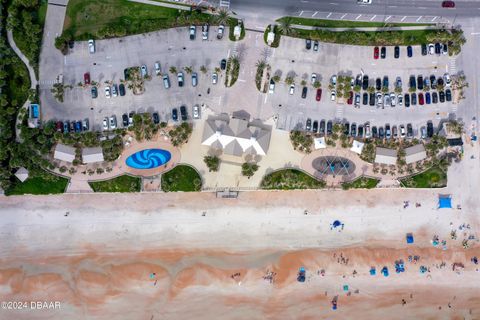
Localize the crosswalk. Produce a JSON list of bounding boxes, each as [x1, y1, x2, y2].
[[219, 0, 230, 9], [39, 80, 58, 85], [335, 104, 344, 121], [448, 57, 457, 75]]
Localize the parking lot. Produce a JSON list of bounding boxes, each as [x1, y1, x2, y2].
[[40, 27, 458, 137]]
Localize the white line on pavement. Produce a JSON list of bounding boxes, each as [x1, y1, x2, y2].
[[356, 14, 362, 20], [329, 2, 338, 5], [341, 13, 347, 19], [385, 16, 391, 22], [299, 11, 304, 16], [327, 12, 332, 18], [416, 16, 422, 22], [401, 16, 406, 22], [471, 32, 480, 35], [312, 11, 318, 17], [264, 94, 268, 104], [418, 7, 426, 9], [388, 5, 397, 8], [370, 15, 376, 21], [64, 56, 67, 65], [432, 16, 437, 21]]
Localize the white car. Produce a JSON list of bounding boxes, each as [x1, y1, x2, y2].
[[376, 92, 383, 106], [109, 116, 117, 130], [365, 123, 371, 138], [105, 86, 111, 98], [269, 80, 275, 93], [350, 78, 355, 90], [141, 65, 148, 78], [202, 24, 209, 40], [444, 73, 451, 87], [112, 84, 118, 97], [102, 117, 108, 130], [330, 90, 336, 101], [400, 125, 406, 138], [398, 94, 403, 107], [357, 0, 372, 3], [88, 39, 95, 54], [428, 43, 435, 55], [289, 84, 295, 95], [212, 73, 218, 84], [154, 61, 161, 75], [193, 104, 200, 119], [331, 75, 337, 86], [390, 93, 396, 107], [217, 25, 225, 40], [311, 73, 317, 85]]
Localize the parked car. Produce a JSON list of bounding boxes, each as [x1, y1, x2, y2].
[[428, 43, 435, 55], [320, 120, 326, 134], [55, 121, 63, 132], [372, 126, 378, 138], [444, 73, 451, 86], [202, 24, 209, 40], [220, 59, 227, 70], [435, 42, 441, 55], [109, 116, 117, 129], [425, 92, 431, 104], [437, 77, 444, 87], [383, 94, 390, 107], [154, 61, 161, 75], [311, 73, 317, 85], [193, 104, 200, 119], [163, 74, 170, 89], [141, 64, 148, 78], [395, 76, 402, 89], [374, 46, 379, 59], [394, 46, 400, 58], [69, 121, 75, 133], [305, 39, 312, 50], [354, 93, 360, 106], [446, 89, 452, 101], [111, 84, 118, 97], [84, 72, 90, 85], [82, 119, 89, 131], [177, 72, 184, 87], [312, 120, 318, 133], [381, 46, 386, 59], [376, 92, 383, 107], [407, 123, 413, 138], [269, 79, 275, 94], [313, 41, 319, 51], [378, 126, 384, 138], [289, 84, 295, 95], [411, 93, 417, 105], [365, 123, 371, 138], [306, 118, 312, 131], [172, 108, 178, 121], [358, 125, 364, 138], [331, 75, 337, 86], [316, 89, 322, 101], [192, 72, 198, 87], [119, 83, 126, 96], [442, 43, 448, 55], [351, 123, 357, 136], [409, 75, 416, 89], [212, 73, 218, 84], [122, 114, 129, 127], [400, 124, 406, 138], [419, 92, 424, 105], [189, 25, 196, 40], [442, 1, 455, 8], [421, 44, 427, 56], [407, 45, 413, 57], [382, 76, 389, 89], [330, 90, 336, 101], [88, 39, 95, 54], [128, 112, 135, 126], [347, 92, 353, 105], [430, 75, 437, 89], [404, 93, 410, 107], [217, 24, 225, 39], [104, 86, 111, 98], [152, 112, 160, 124], [301, 87, 308, 99], [344, 122, 350, 136], [362, 75, 369, 90], [91, 86, 98, 98], [180, 105, 187, 121], [326, 121, 333, 135], [385, 124, 391, 139], [362, 93, 368, 105], [432, 91, 438, 104], [427, 121, 434, 137], [417, 75, 424, 90], [369, 92, 375, 106], [421, 126, 427, 139], [398, 94, 403, 107], [102, 118, 108, 130], [392, 125, 398, 138], [439, 91, 445, 103], [376, 78, 381, 91]]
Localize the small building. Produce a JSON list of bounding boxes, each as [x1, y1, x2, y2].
[[54, 144, 76, 163], [374, 147, 397, 165], [82, 147, 104, 164], [405, 144, 427, 164], [14, 167, 29, 182], [314, 137, 326, 149], [350, 140, 364, 155]]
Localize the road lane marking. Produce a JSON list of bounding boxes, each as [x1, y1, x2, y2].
[[388, 5, 397, 8], [416, 16, 423, 22], [327, 12, 332, 18], [401, 16, 406, 22], [356, 14, 362, 20], [329, 3, 338, 5], [341, 13, 347, 19], [370, 15, 376, 21], [312, 11, 318, 17]]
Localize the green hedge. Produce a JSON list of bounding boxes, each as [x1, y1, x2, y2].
[[89, 175, 141, 192], [6, 174, 68, 196], [261, 169, 325, 190], [161, 165, 202, 192]]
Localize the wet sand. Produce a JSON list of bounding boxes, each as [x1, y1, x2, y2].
[[0, 190, 479, 319]]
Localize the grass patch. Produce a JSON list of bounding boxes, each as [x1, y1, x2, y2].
[[89, 175, 141, 192], [277, 16, 433, 28], [4, 61, 30, 107], [342, 177, 379, 190], [260, 169, 325, 190], [400, 166, 447, 188], [62, 0, 211, 40], [6, 175, 68, 196], [161, 165, 202, 192]]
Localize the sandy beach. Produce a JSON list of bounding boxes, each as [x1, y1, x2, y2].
[[0, 188, 479, 320]]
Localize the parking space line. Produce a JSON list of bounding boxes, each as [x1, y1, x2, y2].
[[385, 16, 391, 22], [431, 16, 437, 22], [329, 2, 338, 5], [327, 12, 332, 18], [388, 5, 397, 8], [401, 16, 407, 22], [356, 14, 362, 20], [299, 11, 304, 16], [341, 13, 347, 19], [416, 16, 423, 22], [370, 15, 376, 21], [312, 11, 318, 17]]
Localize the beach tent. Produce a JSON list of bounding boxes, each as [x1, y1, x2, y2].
[[438, 195, 452, 209], [370, 267, 376, 276], [314, 137, 326, 149], [406, 233, 414, 244], [381, 266, 389, 277], [297, 267, 306, 282]]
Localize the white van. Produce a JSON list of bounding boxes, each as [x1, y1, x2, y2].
[[163, 75, 170, 89]]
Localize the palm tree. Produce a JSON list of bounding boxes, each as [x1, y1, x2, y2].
[[313, 81, 321, 89], [200, 65, 208, 74], [184, 66, 193, 74], [301, 79, 307, 86], [216, 8, 229, 25], [169, 66, 177, 74], [214, 67, 221, 74], [255, 59, 266, 69], [278, 17, 293, 36], [285, 76, 295, 86]]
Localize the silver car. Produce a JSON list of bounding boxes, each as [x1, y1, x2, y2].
[[109, 116, 117, 129], [192, 72, 198, 87], [193, 104, 200, 119]]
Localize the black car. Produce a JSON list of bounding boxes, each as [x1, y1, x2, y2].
[[306, 39, 312, 50], [430, 75, 437, 89], [172, 108, 178, 121], [350, 123, 357, 136], [417, 75, 423, 90], [220, 59, 227, 70], [378, 126, 384, 139], [435, 42, 441, 55], [319, 120, 326, 134], [381, 46, 386, 59], [344, 122, 350, 136], [407, 123, 413, 138], [152, 112, 160, 124], [404, 93, 410, 107], [432, 91, 438, 104], [122, 113, 128, 127], [119, 83, 126, 96], [382, 76, 389, 89], [362, 75, 369, 90], [439, 91, 445, 103], [306, 118, 312, 131], [362, 92, 368, 105], [409, 75, 416, 89], [372, 126, 378, 138], [445, 89, 452, 102], [326, 121, 333, 135], [376, 78, 381, 91], [394, 46, 400, 58], [437, 77, 444, 87], [301, 87, 308, 99], [68, 40, 74, 49], [427, 121, 434, 138], [355, 75, 362, 87], [180, 105, 187, 121], [411, 93, 417, 105], [312, 120, 318, 133], [358, 125, 364, 138], [421, 44, 427, 56], [369, 92, 375, 106], [91, 86, 98, 98], [407, 46, 413, 57]]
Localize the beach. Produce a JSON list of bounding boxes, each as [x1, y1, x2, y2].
[[0, 189, 479, 319]]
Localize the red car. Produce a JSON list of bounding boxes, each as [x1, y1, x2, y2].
[[316, 89, 322, 101], [418, 93, 425, 105], [374, 46, 379, 59], [55, 121, 63, 132], [84, 72, 90, 85], [347, 91, 353, 105], [442, 1, 455, 7]]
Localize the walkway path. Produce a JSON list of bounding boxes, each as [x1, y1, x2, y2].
[[127, 0, 191, 10], [291, 24, 439, 32]]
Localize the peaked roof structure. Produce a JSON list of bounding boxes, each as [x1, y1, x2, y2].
[[405, 144, 427, 164], [14, 167, 29, 182], [202, 114, 272, 156], [82, 147, 104, 164], [54, 144, 76, 163], [375, 147, 397, 165]]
